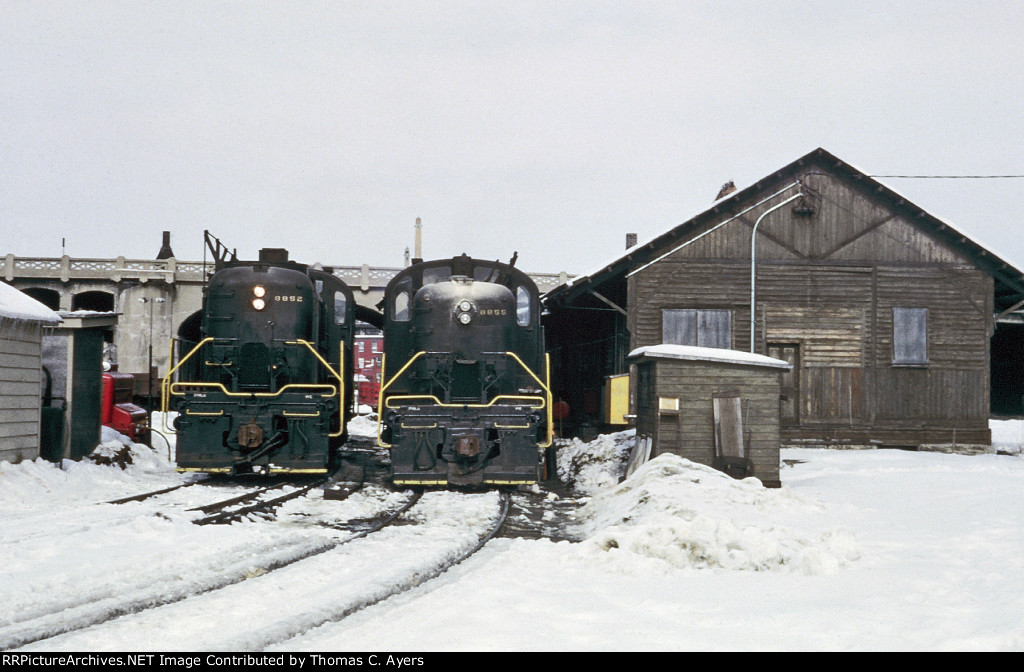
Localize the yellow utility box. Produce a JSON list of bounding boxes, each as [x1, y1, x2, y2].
[[604, 373, 630, 425]]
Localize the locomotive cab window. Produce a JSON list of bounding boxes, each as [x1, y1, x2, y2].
[[333, 293, 346, 325], [516, 286, 531, 326], [422, 267, 452, 285], [474, 265, 498, 282]]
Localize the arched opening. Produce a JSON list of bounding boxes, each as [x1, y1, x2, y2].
[[72, 290, 114, 312], [21, 287, 60, 311]]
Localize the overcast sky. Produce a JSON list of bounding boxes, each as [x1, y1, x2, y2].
[[3, 1, 1023, 274]]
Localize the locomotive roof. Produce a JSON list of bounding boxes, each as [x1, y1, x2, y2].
[[386, 253, 537, 291], [218, 258, 309, 274]]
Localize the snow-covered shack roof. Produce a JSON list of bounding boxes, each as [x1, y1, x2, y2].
[[0, 282, 61, 325], [629, 344, 791, 370]]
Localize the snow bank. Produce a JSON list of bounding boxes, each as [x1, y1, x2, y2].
[[555, 429, 635, 493], [0, 427, 180, 511], [991, 419, 1024, 455], [551, 428, 860, 576], [574, 454, 860, 574]]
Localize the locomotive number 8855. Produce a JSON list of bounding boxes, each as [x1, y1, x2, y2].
[[378, 253, 552, 486]]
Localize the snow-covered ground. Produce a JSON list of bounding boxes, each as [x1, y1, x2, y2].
[[1, 418, 1022, 651]]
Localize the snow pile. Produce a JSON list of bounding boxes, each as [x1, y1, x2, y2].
[[991, 419, 1024, 455], [84, 427, 174, 471], [555, 429, 635, 493], [0, 448, 179, 513], [573, 453, 860, 575], [347, 413, 379, 438], [0, 426, 180, 512]]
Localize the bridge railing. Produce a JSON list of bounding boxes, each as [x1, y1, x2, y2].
[[4, 255, 571, 291]]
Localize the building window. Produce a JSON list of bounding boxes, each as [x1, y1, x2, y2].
[[662, 309, 732, 349], [893, 307, 928, 366]]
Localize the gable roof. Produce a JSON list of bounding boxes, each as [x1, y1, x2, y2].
[[544, 147, 1024, 314]]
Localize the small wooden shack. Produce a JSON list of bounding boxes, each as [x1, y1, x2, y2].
[[629, 344, 789, 487], [0, 282, 62, 463]]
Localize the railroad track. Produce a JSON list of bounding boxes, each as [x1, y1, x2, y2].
[[0, 473, 430, 651], [219, 489, 512, 651], [103, 477, 211, 505], [105, 473, 342, 526], [5, 488, 509, 651]]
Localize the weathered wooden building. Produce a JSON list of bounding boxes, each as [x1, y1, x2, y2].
[[543, 148, 1024, 450], [0, 282, 62, 463]]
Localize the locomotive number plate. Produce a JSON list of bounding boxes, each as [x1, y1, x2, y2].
[[274, 295, 304, 302]]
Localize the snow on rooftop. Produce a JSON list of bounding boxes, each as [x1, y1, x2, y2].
[[0, 282, 61, 325], [629, 343, 791, 369]]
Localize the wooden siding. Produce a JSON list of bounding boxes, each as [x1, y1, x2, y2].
[[627, 169, 993, 448], [634, 359, 781, 487], [0, 322, 44, 462]]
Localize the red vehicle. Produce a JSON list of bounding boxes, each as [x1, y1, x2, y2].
[[101, 372, 149, 442]]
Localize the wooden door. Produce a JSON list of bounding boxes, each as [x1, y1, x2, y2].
[[767, 343, 800, 426]]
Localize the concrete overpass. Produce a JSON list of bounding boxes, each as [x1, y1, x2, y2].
[[3, 253, 570, 381]]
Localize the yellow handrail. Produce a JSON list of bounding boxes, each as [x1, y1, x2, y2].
[[376, 350, 554, 448], [169, 381, 337, 397], [376, 351, 425, 447], [161, 337, 213, 433], [163, 337, 347, 438], [385, 394, 545, 410], [285, 339, 346, 438]]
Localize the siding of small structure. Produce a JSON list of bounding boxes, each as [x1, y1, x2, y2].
[[0, 318, 45, 462], [627, 168, 993, 448], [635, 358, 781, 486]]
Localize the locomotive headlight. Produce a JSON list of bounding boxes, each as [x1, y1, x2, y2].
[[457, 311, 472, 325], [458, 300, 472, 312], [253, 285, 266, 298], [252, 298, 267, 311]]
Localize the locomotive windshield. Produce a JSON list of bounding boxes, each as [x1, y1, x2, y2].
[[422, 267, 452, 284], [333, 293, 346, 325], [516, 286, 531, 326]]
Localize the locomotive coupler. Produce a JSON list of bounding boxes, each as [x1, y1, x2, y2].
[[238, 420, 263, 448], [454, 434, 480, 458]]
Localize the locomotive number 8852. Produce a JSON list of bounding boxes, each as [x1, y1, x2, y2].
[[163, 248, 355, 474]]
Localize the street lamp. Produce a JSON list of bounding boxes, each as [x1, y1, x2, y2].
[[749, 190, 803, 353]]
